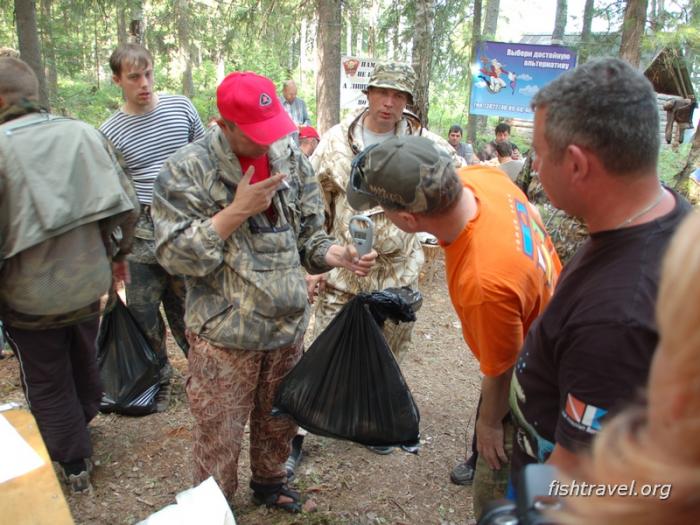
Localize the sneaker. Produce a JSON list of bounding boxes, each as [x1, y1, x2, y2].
[[59, 458, 93, 493], [400, 443, 420, 454], [155, 382, 172, 412], [285, 435, 304, 481], [366, 445, 394, 455], [159, 362, 174, 385], [450, 460, 475, 485]]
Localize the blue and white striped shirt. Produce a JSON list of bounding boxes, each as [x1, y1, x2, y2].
[[100, 94, 205, 205]]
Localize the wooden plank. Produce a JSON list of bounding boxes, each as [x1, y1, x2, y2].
[[0, 410, 74, 525]]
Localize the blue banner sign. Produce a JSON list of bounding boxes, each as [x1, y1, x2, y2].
[[469, 41, 577, 120]]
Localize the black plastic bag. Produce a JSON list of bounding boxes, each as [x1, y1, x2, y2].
[[97, 295, 160, 416], [273, 291, 420, 448]]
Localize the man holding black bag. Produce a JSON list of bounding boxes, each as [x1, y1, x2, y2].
[[0, 58, 139, 493], [346, 135, 561, 518], [152, 71, 376, 513]]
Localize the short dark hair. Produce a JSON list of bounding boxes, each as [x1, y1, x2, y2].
[[531, 58, 659, 174], [495, 122, 511, 134], [109, 43, 153, 76], [494, 141, 513, 158], [478, 143, 497, 161], [448, 124, 463, 135]]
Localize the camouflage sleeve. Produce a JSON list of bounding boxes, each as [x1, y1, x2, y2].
[[187, 98, 206, 141], [296, 153, 335, 275], [152, 154, 226, 277], [100, 137, 140, 261], [309, 132, 344, 234]]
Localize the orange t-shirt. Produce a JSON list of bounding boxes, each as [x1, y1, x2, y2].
[[443, 166, 562, 376]]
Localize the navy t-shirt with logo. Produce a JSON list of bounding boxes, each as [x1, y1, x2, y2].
[[509, 190, 691, 481]]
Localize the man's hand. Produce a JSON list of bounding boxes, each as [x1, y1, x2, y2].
[[476, 368, 514, 470], [305, 273, 327, 303], [324, 244, 377, 276], [212, 166, 286, 239], [112, 260, 130, 291], [230, 166, 286, 218], [476, 417, 508, 470]]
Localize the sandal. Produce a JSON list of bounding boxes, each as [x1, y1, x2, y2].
[[251, 483, 301, 513]]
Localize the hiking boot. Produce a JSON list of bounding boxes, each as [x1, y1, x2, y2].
[[450, 460, 475, 485], [59, 458, 93, 493], [366, 445, 394, 455]]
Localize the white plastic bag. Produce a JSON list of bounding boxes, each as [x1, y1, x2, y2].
[[137, 477, 235, 525]]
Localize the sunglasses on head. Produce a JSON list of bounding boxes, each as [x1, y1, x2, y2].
[[350, 143, 381, 198]]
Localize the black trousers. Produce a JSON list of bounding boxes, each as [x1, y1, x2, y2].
[[5, 317, 102, 463]]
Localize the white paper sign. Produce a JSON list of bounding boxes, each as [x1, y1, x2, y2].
[[340, 56, 376, 110]]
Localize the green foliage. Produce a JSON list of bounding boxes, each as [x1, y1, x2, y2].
[[658, 143, 692, 183], [53, 76, 122, 127]]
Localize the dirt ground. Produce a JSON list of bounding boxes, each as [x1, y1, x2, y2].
[[0, 255, 484, 524]]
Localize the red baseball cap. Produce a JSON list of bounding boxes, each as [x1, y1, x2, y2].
[[216, 72, 296, 145], [299, 126, 320, 140]]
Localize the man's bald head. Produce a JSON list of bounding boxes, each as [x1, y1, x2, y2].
[[0, 57, 39, 106]]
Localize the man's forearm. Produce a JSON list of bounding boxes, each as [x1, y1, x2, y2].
[[480, 367, 514, 425], [212, 206, 248, 239]]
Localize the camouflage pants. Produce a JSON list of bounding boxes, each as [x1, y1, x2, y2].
[[125, 260, 188, 361], [472, 419, 514, 520], [186, 334, 302, 502], [313, 285, 415, 364]]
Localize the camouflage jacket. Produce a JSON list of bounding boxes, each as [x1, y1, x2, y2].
[[152, 128, 335, 351], [0, 102, 139, 329], [310, 109, 463, 294]]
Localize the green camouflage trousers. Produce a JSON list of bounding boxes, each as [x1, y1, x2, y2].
[[125, 257, 189, 361], [313, 285, 415, 363], [472, 419, 514, 520]]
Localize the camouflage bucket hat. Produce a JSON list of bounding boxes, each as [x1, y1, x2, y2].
[[364, 62, 416, 104], [347, 136, 459, 214]]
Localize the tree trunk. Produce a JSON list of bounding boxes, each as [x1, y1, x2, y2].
[[466, 0, 483, 145], [93, 11, 99, 89], [552, 0, 568, 43], [482, 0, 499, 40], [345, 8, 352, 56], [367, 0, 379, 57], [129, 0, 144, 44], [15, 0, 50, 109], [472, 0, 495, 139], [411, 0, 434, 125], [579, 0, 594, 63], [117, 4, 127, 46], [316, 0, 341, 133], [619, 0, 648, 68], [176, 0, 194, 97], [685, 0, 698, 82], [672, 127, 700, 203], [39, 0, 57, 102]]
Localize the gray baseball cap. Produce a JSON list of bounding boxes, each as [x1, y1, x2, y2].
[[347, 136, 459, 213]]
